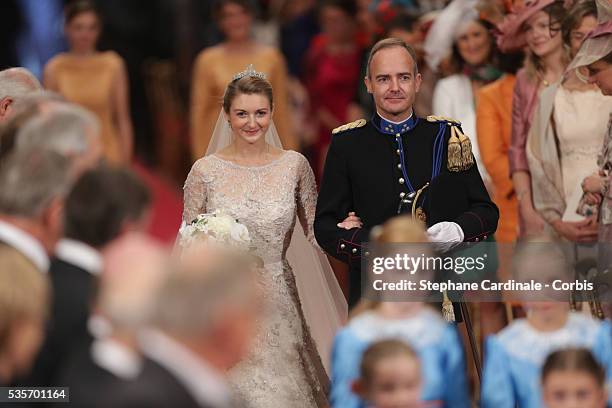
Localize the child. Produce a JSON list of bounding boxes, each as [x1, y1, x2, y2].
[[353, 339, 422, 408], [481, 240, 612, 408], [541, 348, 608, 408], [330, 216, 469, 408]]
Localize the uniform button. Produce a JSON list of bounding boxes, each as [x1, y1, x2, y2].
[[365, 252, 370, 256], [399, 178, 405, 184], [474, 238, 480, 242], [400, 192, 406, 198], [397, 164, 402, 169], [396, 133, 400, 137], [340, 244, 346, 249], [396, 149, 401, 155], [352, 248, 358, 254], [483, 235, 487, 240]]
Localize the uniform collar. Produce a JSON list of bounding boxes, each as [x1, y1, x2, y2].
[[372, 110, 418, 135]]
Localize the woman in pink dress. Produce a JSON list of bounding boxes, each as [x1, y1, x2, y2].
[[496, 0, 569, 238]]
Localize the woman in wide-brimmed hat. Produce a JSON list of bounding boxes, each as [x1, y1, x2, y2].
[[498, 0, 569, 239]]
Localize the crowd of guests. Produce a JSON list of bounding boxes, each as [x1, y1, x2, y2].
[[1, 0, 612, 407], [186, 0, 612, 255], [0, 79, 259, 407]]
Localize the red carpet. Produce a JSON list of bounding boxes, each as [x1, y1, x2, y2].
[[131, 161, 183, 245]]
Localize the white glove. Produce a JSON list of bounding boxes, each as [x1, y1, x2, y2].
[[427, 222, 464, 253]]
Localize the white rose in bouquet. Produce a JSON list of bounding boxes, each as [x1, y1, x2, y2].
[[230, 222, 250, 245], [205, 213, 235, 239], [179, 210, 251, 250]]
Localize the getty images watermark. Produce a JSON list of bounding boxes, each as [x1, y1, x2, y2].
[[361, 242, 608, 303]]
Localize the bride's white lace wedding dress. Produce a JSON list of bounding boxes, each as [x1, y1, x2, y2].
[[183, 150, 327, 407]]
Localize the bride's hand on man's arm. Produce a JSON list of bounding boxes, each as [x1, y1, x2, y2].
[[337, 212, 362, 230]]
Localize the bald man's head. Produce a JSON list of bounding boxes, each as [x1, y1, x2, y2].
[[0, 68, 43, 122]]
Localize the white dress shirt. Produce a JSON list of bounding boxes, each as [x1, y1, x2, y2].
[[0, 220, 49, 272], [91, 337, 142, 380], [55, 238, 103, 275]]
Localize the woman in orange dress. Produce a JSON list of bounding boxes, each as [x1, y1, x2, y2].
[[189, 0, 295, 161], [476, 51, 524, 243], [44, 0, 133, 165]]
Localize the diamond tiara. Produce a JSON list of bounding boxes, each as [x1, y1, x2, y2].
[[232, 64, 267, 81]]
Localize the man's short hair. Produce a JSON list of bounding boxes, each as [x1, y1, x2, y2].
[[366, 38, 420, 78], [64, 165, 151, 248], [15, 103, 100, 158], [0, 92, 65, 161], [0, 68, 42, 100], [9, 91, 65, 114], [0, 148, 73, 217]]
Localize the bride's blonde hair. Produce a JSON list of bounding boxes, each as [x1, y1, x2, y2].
[[350, 216, 428, 319], [222, 76, 274, 114]]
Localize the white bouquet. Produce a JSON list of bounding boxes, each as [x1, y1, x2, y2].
[[178, 210, 251, 250]]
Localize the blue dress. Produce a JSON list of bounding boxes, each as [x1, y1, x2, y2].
[[481, 313, 612, 408], [330, 308, 470, 408]]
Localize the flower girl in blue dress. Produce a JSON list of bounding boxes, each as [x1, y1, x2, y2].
[[481, 241, 612, 408], [329, 217, 470, 408]]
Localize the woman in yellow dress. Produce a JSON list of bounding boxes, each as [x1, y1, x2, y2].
[[44, 0, 133, 165], [190, 0, 296, 161]]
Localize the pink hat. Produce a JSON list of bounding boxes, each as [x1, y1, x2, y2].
[[495, 0, 562, 52], [567, 0, 612, 71]]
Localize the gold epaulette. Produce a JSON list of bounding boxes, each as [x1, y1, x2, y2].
[[426, 115, 461, 125], [332, 119, 367, 135], [427, 116, 473, 172]]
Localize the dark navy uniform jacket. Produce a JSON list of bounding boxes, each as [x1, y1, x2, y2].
[[314, 112, 499, 306]]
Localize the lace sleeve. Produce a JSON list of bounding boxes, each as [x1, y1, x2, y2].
[[295, 154, 320, 248], [182, 159, 208, 225]]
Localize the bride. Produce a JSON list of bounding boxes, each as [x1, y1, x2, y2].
[[182, 66, 347, 407]]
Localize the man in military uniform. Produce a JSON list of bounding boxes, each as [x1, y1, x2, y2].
[[314, 38, 499, 307]]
